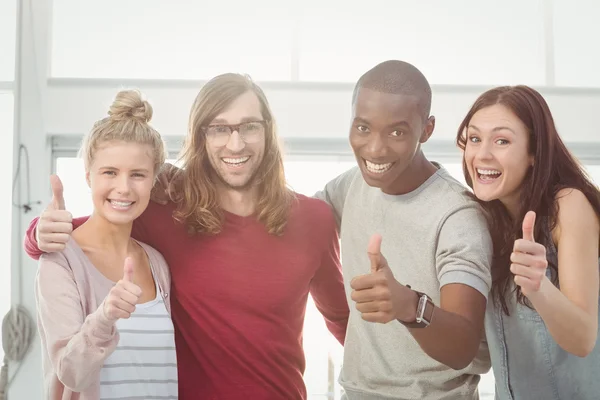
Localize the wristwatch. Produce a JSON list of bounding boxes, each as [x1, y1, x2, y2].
[[400, 286, 435, 328]]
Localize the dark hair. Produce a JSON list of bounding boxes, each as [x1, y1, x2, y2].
[[353, 60, 432, 119], [456, 85, 600, 315]]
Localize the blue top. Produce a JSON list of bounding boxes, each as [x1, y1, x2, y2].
[[485, 224, 600, 400]]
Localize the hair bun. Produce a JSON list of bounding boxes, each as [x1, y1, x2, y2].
[[108, 89, 153, 123]]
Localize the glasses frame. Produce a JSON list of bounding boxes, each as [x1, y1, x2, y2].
[[201, 120, 269, 144]]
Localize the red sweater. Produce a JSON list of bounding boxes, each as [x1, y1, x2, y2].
[[25, 194, 349, 400]]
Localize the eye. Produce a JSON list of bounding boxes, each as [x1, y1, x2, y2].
[[209, 125, 229, 133], [132, 173, 146, 178], [468, 135, 480, 143], [390, 130, 405, 137], [356, 125, 369, 133], [496, 138, 510, 145], [103, 170, 116, 176], [244, 122, 261, 131]]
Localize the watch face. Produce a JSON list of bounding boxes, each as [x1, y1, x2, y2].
[[416, 295, 430, 325]]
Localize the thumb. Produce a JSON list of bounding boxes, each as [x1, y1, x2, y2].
[[522, 211, 536, 242], [367, 233, 383, 273], [123, 257, 134, 283], [50, 174, 65, 210]]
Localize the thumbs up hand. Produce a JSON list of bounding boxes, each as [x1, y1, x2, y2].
[[510, 211, 549, 297], [36, 175, 74, 252], [103, 257, 143, 322], [350, 234, 418, 324]]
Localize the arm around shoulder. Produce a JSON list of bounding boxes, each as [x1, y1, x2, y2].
[[313, 167, 358, 228], [36, 254, 119, 391], [309, 203, 349, 345]]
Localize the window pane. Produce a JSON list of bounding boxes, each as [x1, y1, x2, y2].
[[554, 0, 600, 87], [0, 0, 17, 80], [51, 1, 293, 80], [0, 92, 14, 362], [298, 0, 546, 85]]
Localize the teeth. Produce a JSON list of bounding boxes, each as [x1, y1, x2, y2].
[[365, 160, 393, 173], [110, 200, 133, 207], [477, 168, 501, 176], [222, 156, 250, 165]]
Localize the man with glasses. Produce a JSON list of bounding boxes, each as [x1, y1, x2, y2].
[[24, 73, 349, 399]]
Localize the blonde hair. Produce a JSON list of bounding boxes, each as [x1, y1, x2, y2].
[[174, 73, 295, 236], [80, 89, 166, 174]]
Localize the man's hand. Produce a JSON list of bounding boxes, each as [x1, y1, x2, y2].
[[350, 234, 418, 324], [36, 175, 73, 252], [103, 257, 142, 321], [150, 163, 182, 205]]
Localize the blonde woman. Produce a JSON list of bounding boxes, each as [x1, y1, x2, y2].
[[35, 90, 177, 399]]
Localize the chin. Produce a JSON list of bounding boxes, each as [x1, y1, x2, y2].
[[472, 187, 500, 203]]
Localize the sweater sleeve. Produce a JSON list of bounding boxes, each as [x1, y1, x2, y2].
[[36, 254, 119, 392], [23, 216, 89, 260], [308, 204, 349, 345]]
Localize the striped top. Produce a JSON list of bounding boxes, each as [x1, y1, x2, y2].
[[99, 282, 178, 400]]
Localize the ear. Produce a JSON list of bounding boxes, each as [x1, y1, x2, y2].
[[85, 170, 91, 188], [529, 153, 535, 167], [419, 116, 435, 144]]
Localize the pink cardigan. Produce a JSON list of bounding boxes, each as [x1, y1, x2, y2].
[[35, 238, 172, 400]]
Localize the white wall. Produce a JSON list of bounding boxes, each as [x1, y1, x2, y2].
[[7, 1, 600, 399]]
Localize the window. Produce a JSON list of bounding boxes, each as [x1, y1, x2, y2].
[[554, 0, 600, 87], [585, 165, 600, 186], [0, 92, 15, 362], [51, 0, 547, 86], [50, 0, 294, 80], [0, 0, 16, 81], [297, 0, 546, 85]]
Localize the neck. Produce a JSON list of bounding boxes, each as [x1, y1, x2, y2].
[[500, 193, 521, 221], [75, 213, 134, 256], [384, 150, 438, 195], [218, 184, 259, 217]]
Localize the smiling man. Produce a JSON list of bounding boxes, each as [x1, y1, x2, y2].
[[315, 60, 494, 399]]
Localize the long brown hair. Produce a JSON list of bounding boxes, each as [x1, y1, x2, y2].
[[173, 73, 295, 236], [456, 85, 600, 315]]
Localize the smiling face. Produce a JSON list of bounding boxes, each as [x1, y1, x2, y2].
[[205, 90, 265, 190], [349, 87, 434, 194], [86, 140, 155, 226], [464, 104, 534, 211]]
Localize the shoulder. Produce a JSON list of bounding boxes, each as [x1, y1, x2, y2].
[[290, 193, 337, 234], [137, 240, 169, 267], [554, 188, 600, 235], [293, 194, 335, 220], [420, 167, 488, 229]]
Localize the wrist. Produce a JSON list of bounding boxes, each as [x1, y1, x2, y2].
[[526, 275, 552, 305], [396, 286, 419, 323]]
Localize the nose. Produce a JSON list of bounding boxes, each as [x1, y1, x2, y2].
[[364, 134, 388, 159], [225, 130, 246, 153], [115, 174, 132, 195], [474, 141, 494, 161]]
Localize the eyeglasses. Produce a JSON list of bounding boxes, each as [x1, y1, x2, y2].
[[202, 120, 267, 146]]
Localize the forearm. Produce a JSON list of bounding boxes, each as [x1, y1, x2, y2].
[[23, 217, 43, 259], [48, 305, 118, 391], [528, 277, 598, 357], [406, 306, 482, 370]]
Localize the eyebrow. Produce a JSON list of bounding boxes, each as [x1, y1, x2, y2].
[[354, 117, 412, 130], [210, 116, 263, 124], [468, 124, 516, 135], [99, 166, 150, 173]]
